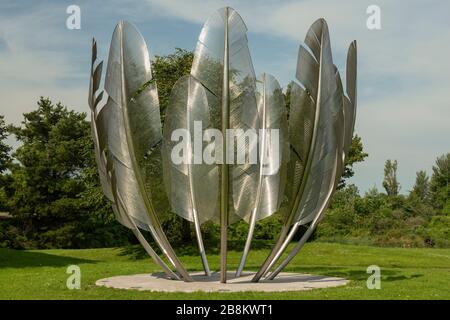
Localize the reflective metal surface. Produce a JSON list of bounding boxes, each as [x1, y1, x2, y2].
[[236, 73, 288, 277], [88, 39, 178, 280], [162, 75, 213, 276], [89, 9, 357, 284], [252, 19, 345, 282], [266, 41, 358, 280], [90, 22, 192, 282], [190, 7, 259, 283]]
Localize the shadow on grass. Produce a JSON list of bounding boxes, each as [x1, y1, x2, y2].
[[262, 265, 423, 282], [119, 240, 275, 260], [118, 244, 215, 260], [0, 248, 97, 268], [116, 243, 423, 284], [118, 245, 149, 260]]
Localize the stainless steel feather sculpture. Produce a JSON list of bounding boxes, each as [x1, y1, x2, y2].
[[89, 21, 192, 282], [235, 73, 289, 277], [162, 74, 215, 276], [89, 8, 357, 283], [188, 7, 262, 283], [252, 19, 356, 282]]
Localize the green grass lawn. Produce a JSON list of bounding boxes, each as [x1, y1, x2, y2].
[[0, 242, 449, 299]]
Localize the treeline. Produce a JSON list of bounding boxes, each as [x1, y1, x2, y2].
[[317, 156, 450, 247], [0, 49, 448, 249]]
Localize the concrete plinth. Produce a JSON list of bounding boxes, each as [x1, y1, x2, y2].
[[96, 271, 348, 292]]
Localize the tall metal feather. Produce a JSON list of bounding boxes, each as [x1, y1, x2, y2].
[[89, 39, 137, 231], [110, 165, 180, 280], [253, 18, 341, 282], [190, 7, 259, 282], [88, 38, 178, 280], [88, 40, 112, 205], [235, 73, 289, 277], [162, 75, 215, 276], [267, 43, 357, 280], [100, 21, 192, 281], [343, 41, 357, 159]]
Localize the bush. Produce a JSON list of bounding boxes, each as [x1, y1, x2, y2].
[[425, 215, 450, 247]]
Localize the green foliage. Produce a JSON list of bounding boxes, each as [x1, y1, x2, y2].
[[410, 170, 430, 202], [0, 115, 12, 211], [383, 159, 400, 196], [0, 48, 447, 251], [1, 244, 450, 299], [1, 98, 130, 249], [284, 82, 293, 117], [0, 115, 11, 174], [152, 48, 194, 118], [339, 135, 368, 188], [430, 153, 450, 210], [316, 153, 449, 248], [228, 214, 283, 243], [317, 161, 448, 248], [424, 215, 450, 247]]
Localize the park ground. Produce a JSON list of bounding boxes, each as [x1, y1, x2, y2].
[[0, 242, 449, 299]]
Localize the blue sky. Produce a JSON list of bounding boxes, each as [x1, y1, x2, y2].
[[0, 0, 449, 194]]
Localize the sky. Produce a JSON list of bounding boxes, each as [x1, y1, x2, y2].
[[0, 0, 449, 194]]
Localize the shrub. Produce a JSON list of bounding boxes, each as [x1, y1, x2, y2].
[[425, 215, 450, 247]]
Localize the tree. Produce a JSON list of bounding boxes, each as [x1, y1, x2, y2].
[[6, 97, 128, 248], [383, 159, 400, 196], [0, 115, 11, 175], [410, 170, 430, 202], [430, 153, 450, 212], [0, 115, 12, 211], [152, 48, 194, 118], [284, 82, 293, 118], [340, 135, 368, 187]]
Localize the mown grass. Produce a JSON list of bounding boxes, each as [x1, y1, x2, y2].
[[0, 242, 449, 299]]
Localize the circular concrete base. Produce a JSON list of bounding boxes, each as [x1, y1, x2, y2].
[[96, 271, 348, 292]]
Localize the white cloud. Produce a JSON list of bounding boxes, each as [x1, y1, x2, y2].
[[0, 3, 89, 124], [0, 0, 448, 193], [141, 0, 450, 192]]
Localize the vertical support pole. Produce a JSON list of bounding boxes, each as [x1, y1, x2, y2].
[[187, 79, 211, 277], [220, 7, 230, 283], [235, 209, 257, 277], [193, 210, 211, 276], [267, 226, 314, 280], [268, 156, 338, 280]]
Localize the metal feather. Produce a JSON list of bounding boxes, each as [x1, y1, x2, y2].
[[89, 10, 357, 284], [343, 41, 357, 159], [110, 165, 180, 280], [190, 7, 259, 282], [235, 73, 289, 277], [253, 18, 342, 282], [88, 38, 179, 280], [89, 39, 132, 229], [267, 43, 357, 280], [162, 75, 215, 275], [99, 21, 192, 281]]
